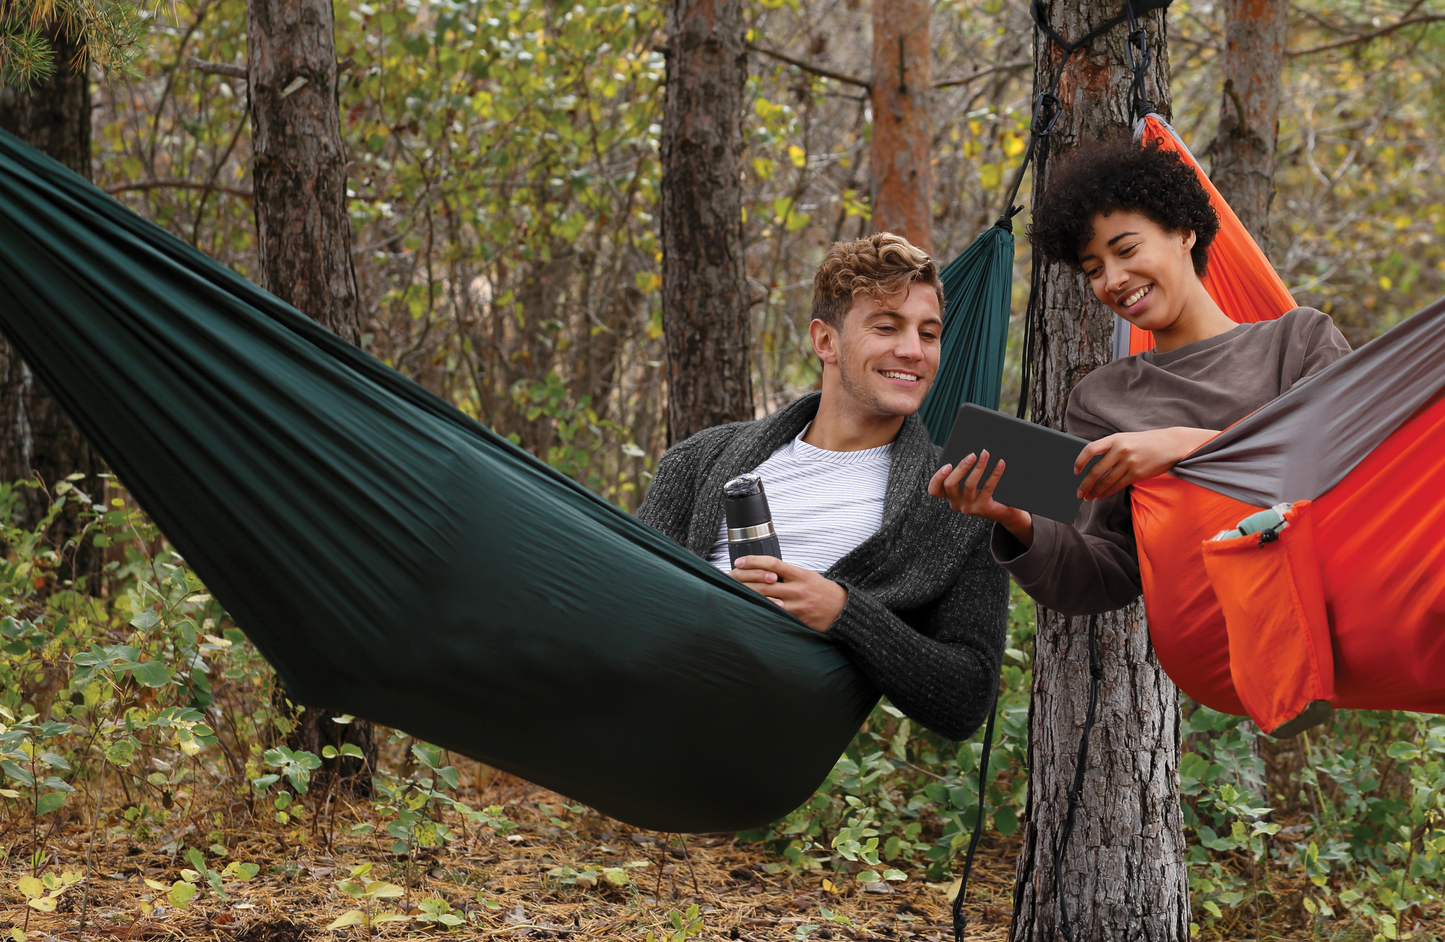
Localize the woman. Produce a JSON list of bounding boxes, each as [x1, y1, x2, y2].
[[930, 136, 1352, 617]]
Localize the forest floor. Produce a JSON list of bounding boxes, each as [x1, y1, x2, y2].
[[0, 760, 1012, 942], [0, 762, 1435, 942]]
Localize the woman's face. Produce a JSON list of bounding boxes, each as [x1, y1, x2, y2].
[[1078, 210, 1199, 330]]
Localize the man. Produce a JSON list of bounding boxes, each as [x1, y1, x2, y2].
[[637, 233, 1007, 740]]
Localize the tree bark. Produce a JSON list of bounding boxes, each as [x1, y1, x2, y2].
[[248, 0, 362, 343], [1209, 0, 1286, 248], [0, 27, 105, 586], [1009, 6, 1189, 940], [869, 0, 932, 254], [660, 0, 754, 445], [248, 0, 374, 789]]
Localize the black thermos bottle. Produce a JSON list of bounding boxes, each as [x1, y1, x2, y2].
[[723, 472, 782, 566]]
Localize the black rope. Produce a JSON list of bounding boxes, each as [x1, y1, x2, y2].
[[1124, 0, 1157, 124], [1013, 0, 1174, 421], [951, 690, 999, 942], [1055, 615, 1103, 942]]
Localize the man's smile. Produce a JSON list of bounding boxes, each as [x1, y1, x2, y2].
[[879, 369, 922, 384]]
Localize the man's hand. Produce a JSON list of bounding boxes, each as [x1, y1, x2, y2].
[[929, 450, 1034, 547], [1073, 427, 1218, 501], [729, 556, 848, 633]]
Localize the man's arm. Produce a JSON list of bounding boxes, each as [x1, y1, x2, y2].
[[635, 429, 726, 547], [824, 533, 1009, 741]]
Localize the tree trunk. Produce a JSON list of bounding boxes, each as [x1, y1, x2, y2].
[[869, 0, 932, 254], [660, 0, 753, 445], [0, 28, 105, 586], [248, 0, 362, 343], [1209, 0, 1286, 248], [1009, 6, 1189, 940], [248, 0, 375, 790]]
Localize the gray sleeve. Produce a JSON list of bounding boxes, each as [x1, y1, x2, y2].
[[1287, 308, 1354, 390], [635, 429, 728, 548], [825, 526, 1009, 741], [990, 491, 1141, 615]]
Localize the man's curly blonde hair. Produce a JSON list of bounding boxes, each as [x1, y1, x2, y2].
[[811, 232, 944, 329]]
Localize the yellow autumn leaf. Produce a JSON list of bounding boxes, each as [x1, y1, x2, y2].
[[144, 878, 170, 892], [17, 876, 44, 899], [26, 897, 57, 913], [788, 144, 806, 168], [372, 913, 413, 924], [1003, 133, 1025, 157], [326, 910, 369, 930]]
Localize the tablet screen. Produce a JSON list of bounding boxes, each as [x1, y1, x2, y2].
[[939, 404, 1102, 524]]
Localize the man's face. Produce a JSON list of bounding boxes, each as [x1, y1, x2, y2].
[[813, 283, 943, 419]]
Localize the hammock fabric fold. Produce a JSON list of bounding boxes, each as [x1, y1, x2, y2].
[[918, 222, 1014, 444], [0, 130, 883, 833], [1112, 115, 1445, 733]]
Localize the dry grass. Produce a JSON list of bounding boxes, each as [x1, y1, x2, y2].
[[4, 761, 1439, 942], [0, 764, 1018, 942]]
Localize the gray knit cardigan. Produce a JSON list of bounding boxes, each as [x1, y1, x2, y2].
[[636, 393, 1009, 741]]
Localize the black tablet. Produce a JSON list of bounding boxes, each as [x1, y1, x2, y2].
[[938, 404, 1102, 524]]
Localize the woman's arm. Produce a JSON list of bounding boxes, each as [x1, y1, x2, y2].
[[927, 426, 1217, 615], [1072, 426, 1219, 500]]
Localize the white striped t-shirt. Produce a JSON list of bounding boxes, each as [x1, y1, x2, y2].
[[708, 423, 893, 574]]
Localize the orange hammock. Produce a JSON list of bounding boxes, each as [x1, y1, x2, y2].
[[1123, 115, 1445, 734]]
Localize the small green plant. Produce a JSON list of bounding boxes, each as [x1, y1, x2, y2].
[[646, 904, 704, 942], [326, 861, 410, 930], [414, 897, 466, 930], [547, 861, 647, 888], [16, 870, 83, 913]]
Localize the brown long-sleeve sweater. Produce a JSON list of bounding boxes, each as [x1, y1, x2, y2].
[[994, 307, 1352, 615]]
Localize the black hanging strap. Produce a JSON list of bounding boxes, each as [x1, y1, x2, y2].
[[1055, 615, 1103, 942], [1012, 0, 1174, 420], [1124, 0, 1157, 123], [951, 689, 999, 942]]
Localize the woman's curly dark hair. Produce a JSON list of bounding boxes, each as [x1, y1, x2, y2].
[[1028, 135, 1220, 277]]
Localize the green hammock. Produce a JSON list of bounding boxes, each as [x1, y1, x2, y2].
[[919, 222, 1015, 443], [0, 130, 1010, 833]]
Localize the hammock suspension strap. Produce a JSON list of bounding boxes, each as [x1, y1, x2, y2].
[[1013, 0, 1173, 420], [951, 689, 999, 942]]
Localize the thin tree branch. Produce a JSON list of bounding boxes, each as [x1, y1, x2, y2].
[[1287, 13, 1445, 55], [745, 41, 871, 89], [186, 55, 248, 78], [104, 178, 254, 199], [933, 58, 1032, 88]]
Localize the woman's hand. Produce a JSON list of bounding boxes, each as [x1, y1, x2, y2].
[[928, 450, 1035, 547], [1074, 427, 1218, 500]]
